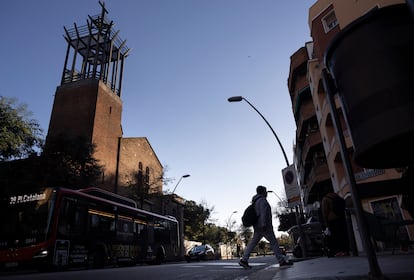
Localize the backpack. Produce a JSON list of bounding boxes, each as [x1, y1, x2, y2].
[[331, 195, 345, 217], [241, 201, 258, 227]]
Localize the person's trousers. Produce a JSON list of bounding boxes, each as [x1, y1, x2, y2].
[[328, 217, 349, 254], [242, 228, 284, 263]]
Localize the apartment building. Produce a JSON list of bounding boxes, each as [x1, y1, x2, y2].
[[289, 0, 414, 252]]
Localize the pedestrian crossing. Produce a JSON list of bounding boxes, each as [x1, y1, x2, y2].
[[183, 262, 273, 269]]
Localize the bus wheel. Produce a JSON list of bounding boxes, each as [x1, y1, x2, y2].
[[154, 247, 165, 265], [88, 247, 106, 269]]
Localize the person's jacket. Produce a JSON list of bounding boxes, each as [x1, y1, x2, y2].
[[252, 194, 272, 230], [321, 192, 342, 223]]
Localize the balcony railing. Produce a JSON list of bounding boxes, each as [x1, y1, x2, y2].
[[62, 69, 120, 95]]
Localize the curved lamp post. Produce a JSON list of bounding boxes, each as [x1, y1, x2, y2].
[[171, 174, 190, 259], [227, 211, 238, 259], [227, 96, 289, 167], [268, 190, 289, 210], [227, 96, 308, 256], [228, 210, 238, 228], [172, 174, 191, 194], [267, 190, 284, 203]]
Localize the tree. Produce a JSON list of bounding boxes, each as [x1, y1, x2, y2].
[[184, 200, 209, 241], [42, 134, 103, 188], [202, 223, 227, 247], [183, 199, 222, 245], [0, 97, 43, 161], [239, 225, 253, 247], [276, 211, 297, 232], [126, 165, 173, 209], [272, 195, 297, 232], [129, 162, 155, 208]]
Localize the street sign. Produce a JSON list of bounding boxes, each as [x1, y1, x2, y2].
[[282, 164, 301, 208]]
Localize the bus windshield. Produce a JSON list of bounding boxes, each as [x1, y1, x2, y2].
[[0, 188, 55, 249]]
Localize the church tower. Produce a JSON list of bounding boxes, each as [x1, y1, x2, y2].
[[46, 2, 131, 189]]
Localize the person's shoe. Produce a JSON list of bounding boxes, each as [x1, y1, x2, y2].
[[279, 259, 293, 268], [238, 259, 252, 269]]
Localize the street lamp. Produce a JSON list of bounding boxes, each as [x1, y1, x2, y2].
[[267, 190, 283, 202], [228, 96, 307, 256], [170, 174, 190, 259], [172, 174, 190, 194], [227, 211, 238, 259], [228, 210, 238, 227], [227, 96, 289, 167]]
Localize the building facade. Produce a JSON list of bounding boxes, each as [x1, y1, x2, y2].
[[288, 45, 332, 207], [289, 0, 414, 253]]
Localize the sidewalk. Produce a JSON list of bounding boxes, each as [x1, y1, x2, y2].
[[273, 252, 414, 280]]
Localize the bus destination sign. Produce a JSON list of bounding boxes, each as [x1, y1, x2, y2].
[[9, 193, 46, 205]]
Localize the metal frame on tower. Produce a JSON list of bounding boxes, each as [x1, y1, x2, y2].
[[60, 1, 131, 97]]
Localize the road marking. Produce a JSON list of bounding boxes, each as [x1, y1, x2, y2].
[[234, 277, 249, 280], [183, 262, 268, 269], [184, 262, 267, 266], [264, 264, 279, 269]]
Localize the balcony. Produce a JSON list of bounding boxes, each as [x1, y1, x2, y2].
[[306, 161, 330, 191], [301, 130, 323, 165]]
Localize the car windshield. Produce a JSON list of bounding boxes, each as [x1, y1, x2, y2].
[[191, 245, 205, 253]]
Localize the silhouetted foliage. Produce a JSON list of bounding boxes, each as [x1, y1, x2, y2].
[[0, 156, 44, 197], [277, 211, 297, 232], [239, 225, 253, 246], [0, 97, 43, 161], [203, 223, 227, 246], [127, 165, 168, 209], [42, 135, 103, 188], [184, 200, 209, 241], [184, 200, 227, 245]]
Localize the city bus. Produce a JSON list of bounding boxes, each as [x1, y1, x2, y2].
[[0, 187, 180, 270]]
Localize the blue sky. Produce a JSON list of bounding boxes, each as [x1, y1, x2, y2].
[[1, 0, 313, 234]]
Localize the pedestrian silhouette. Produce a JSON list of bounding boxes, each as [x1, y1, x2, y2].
[[321, 192, 350, 257], [239, 185, 293, 269]]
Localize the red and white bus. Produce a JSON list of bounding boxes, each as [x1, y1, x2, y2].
[[0, 187, 180, 270]]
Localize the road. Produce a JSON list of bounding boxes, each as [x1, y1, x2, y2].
[[2, 256, 284, 280]]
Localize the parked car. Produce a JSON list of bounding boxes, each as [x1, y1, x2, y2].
[[185, 244, 215, 262]]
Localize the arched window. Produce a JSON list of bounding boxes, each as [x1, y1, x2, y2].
[[137, 162, 143, 186], [145, 167, 150, 187]]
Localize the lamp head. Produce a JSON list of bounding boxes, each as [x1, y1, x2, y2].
[[182, 174, 190, 178], [227, 96, 243, 102]]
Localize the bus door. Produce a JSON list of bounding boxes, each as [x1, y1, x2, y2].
[[53, 240, 70, 267], [134, 214, 151, 261], [112, 212, 134, 263], [57, 197, 89, 266]]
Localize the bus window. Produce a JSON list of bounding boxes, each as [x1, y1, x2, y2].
[[58, 197, 88, 237], [134, 217, 148, 240], [88, 209, 115, 236], [116, 214, 133, 242], [154, 219, 171, 245]]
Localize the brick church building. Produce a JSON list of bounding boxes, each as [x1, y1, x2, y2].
[[45, 3, 176, 217]]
